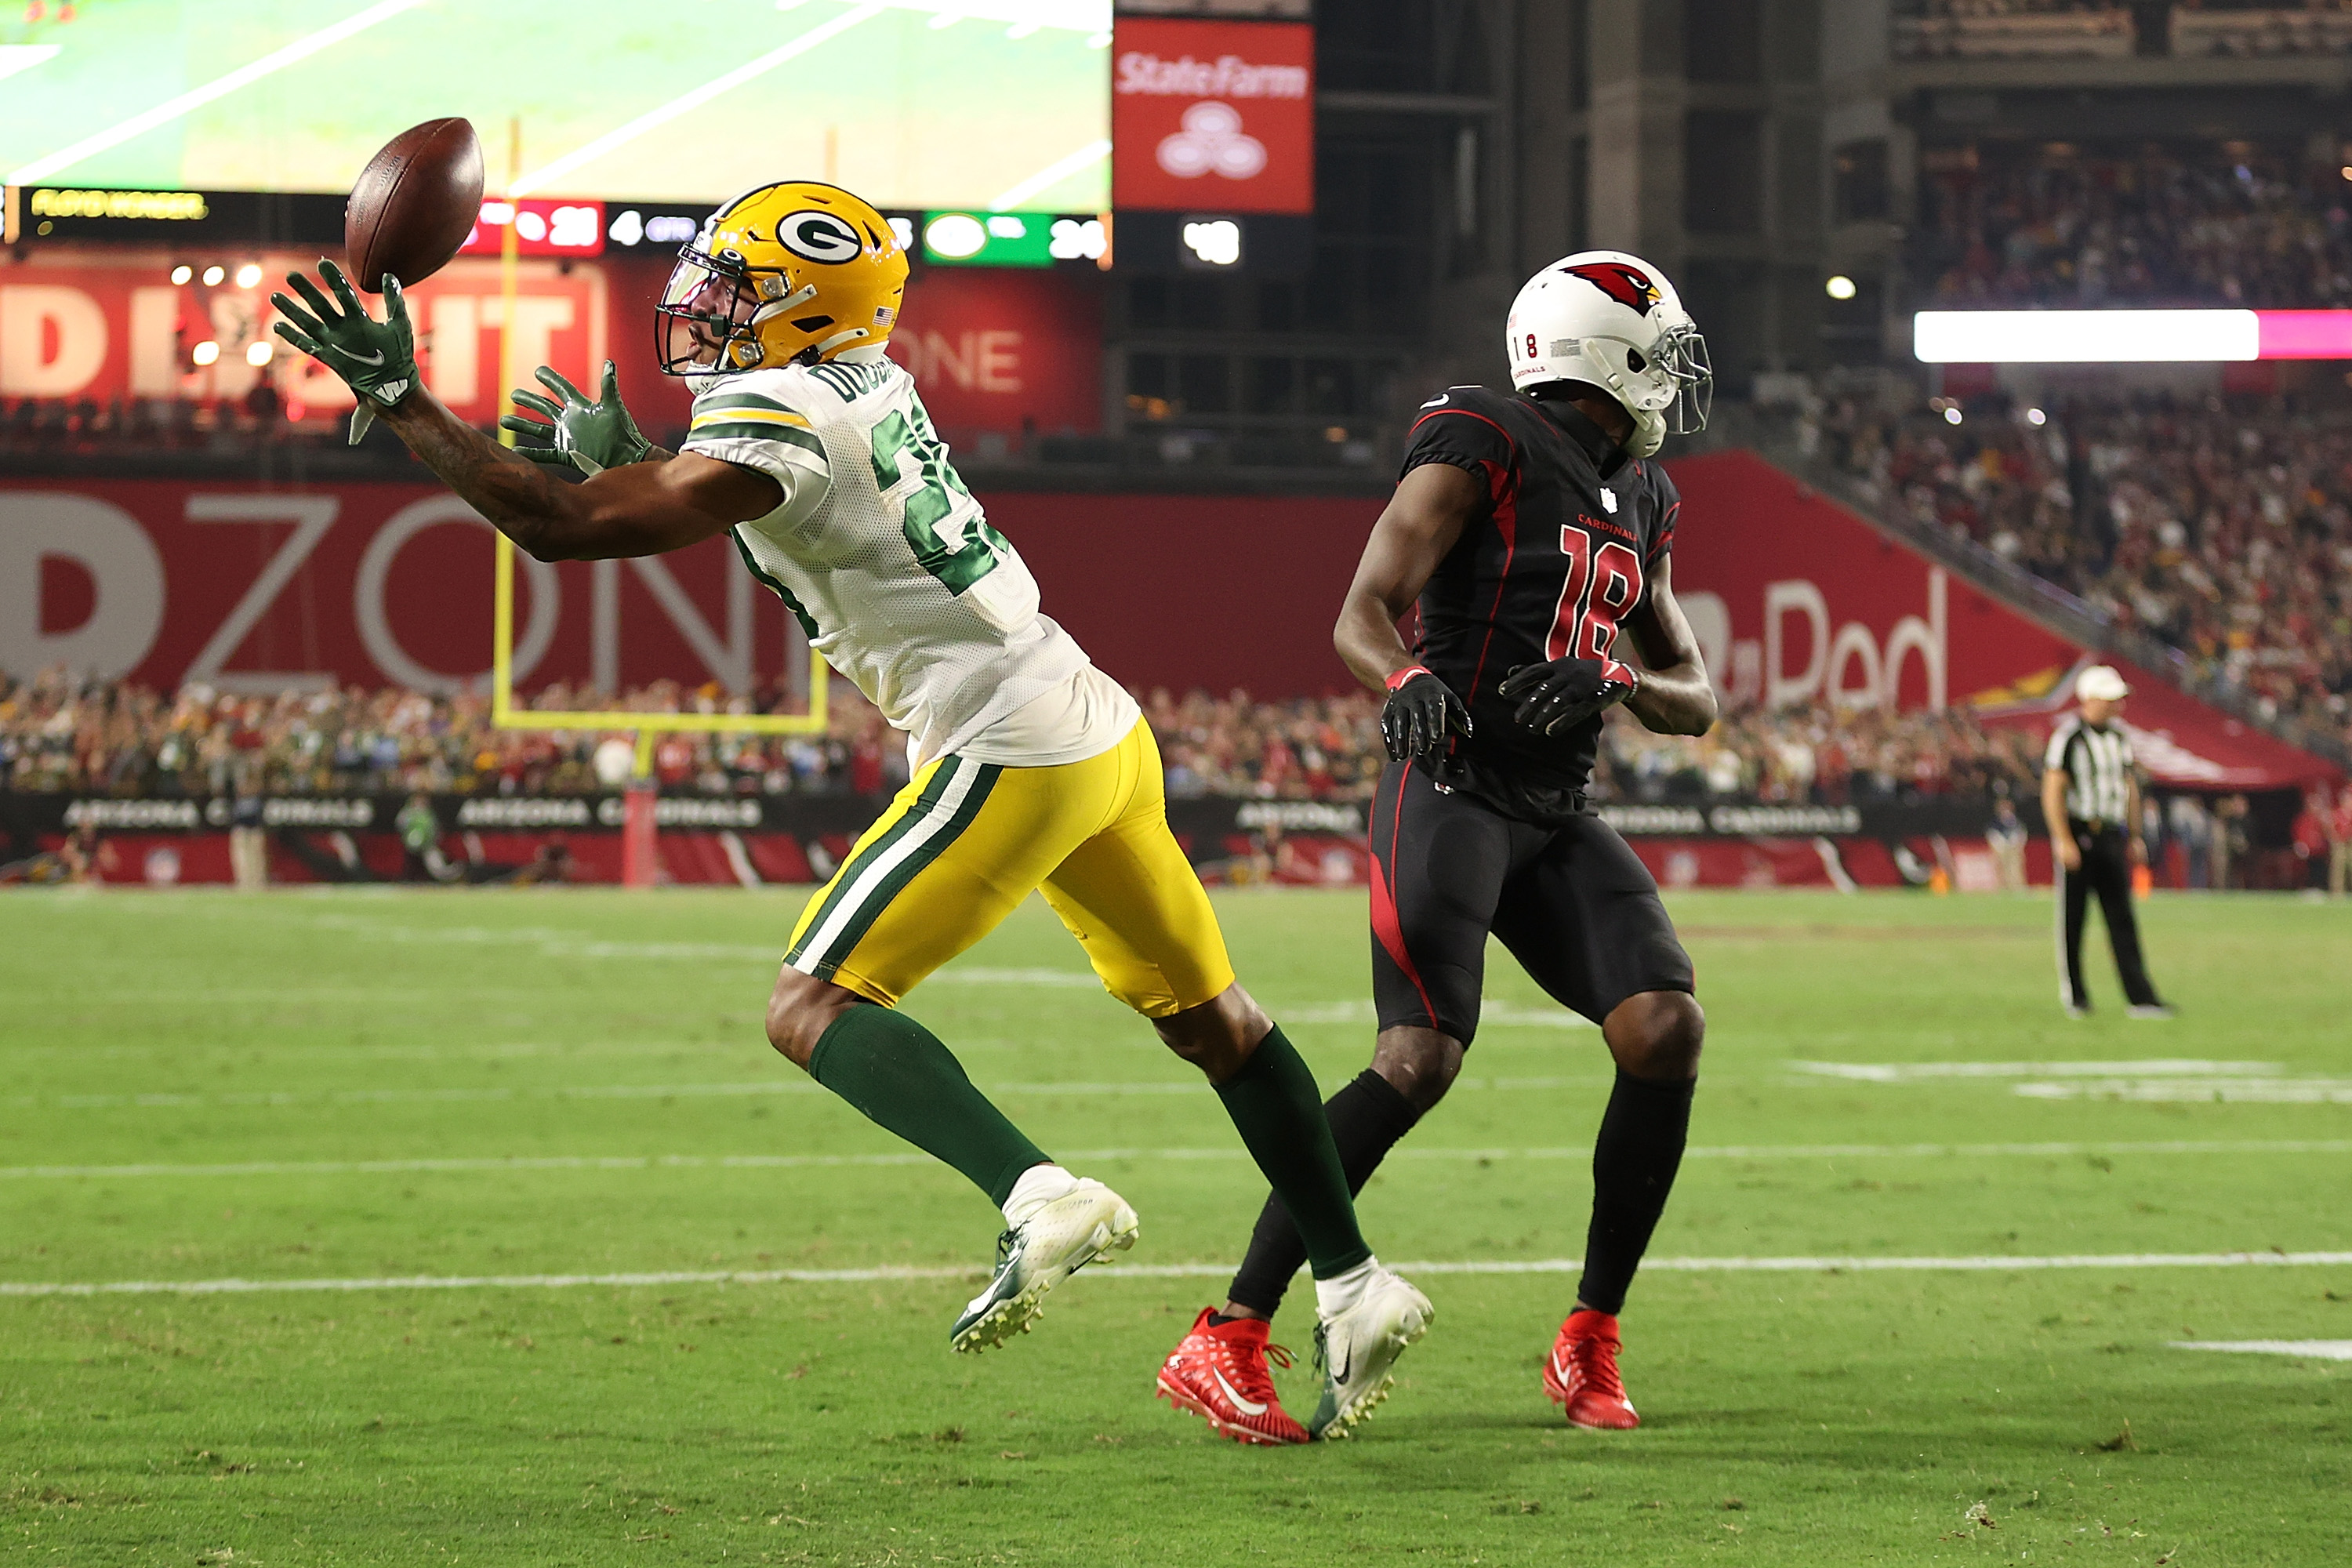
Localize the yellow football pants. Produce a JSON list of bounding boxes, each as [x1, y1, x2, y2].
[[784, 718, 1235, 1018]]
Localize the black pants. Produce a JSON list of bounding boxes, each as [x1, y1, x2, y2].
[[2057, 822, 2160, 1009], [1370, 760, 1694, 1040]]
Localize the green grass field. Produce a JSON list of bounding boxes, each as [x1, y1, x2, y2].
[[2, 887, 2347, 1566]]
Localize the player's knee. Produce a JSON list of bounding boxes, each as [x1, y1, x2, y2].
[[1153, 983, 1271, 1083], [765, 967, 859, 1070], [1370, 1026, 1465, 1114], [1603, 990, 1704, 1083]]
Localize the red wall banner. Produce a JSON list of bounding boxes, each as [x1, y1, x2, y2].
[[5, 452, 2331, 786], [3, 250, 1102, 444], [0, 252, 606, 426], [1112, 17, 1316, 214], [0, 480, 1377, 698], [1664, 451, 2081, 710]]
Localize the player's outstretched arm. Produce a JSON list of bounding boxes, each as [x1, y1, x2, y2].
[[1619, 557, 1719, 736], [273, 262, 776, 561]]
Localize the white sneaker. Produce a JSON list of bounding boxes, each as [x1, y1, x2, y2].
[[949, 1178, 1138, 1353], [2126, 1004, 2176, 1019], [1307, 1267, 1434, 1439]]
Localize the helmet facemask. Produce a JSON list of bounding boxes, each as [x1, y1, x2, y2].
[[656, 245, 818, 375]]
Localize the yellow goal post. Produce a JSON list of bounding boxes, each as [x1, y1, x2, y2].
[[485, 532, 832, 754]]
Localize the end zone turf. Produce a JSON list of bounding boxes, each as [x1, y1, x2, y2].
[[2, 887, 2345, 1564]]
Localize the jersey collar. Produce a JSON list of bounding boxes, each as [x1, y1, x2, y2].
[[1523, 392, 1631, 478]]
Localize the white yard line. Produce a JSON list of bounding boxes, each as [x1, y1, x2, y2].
[[7, 1138, 2347, 1183], [2172, 1340, 2352, 1361], [1793, 1060, 2284, 1082], [6, 1075, 1607, 1111], [2015, 1080, 2352, 1104], [6, 1251, 2348, 1298]]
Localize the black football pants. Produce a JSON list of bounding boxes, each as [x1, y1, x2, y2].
[[2057, 822, 2160, 1010]]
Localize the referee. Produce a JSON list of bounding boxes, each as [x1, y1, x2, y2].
[[2041, 666, 2171, 1018]]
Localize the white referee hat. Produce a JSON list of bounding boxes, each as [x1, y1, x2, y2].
[[2074, 665, 2130, 702]]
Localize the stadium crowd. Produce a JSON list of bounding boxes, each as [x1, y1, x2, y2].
[[1911, 143, 2352, 310], [2, 666, 2049, 809], [1808, 388, 2352, 753]]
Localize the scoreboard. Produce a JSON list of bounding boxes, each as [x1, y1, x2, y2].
[[0, 0, 1114, 212]]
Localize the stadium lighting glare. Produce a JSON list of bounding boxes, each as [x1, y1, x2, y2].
[[1915, 308, 2352, 362], [924, 212, 987, 260], [5, 0, 423, 185], [245, 340, 274, 367], [2027, 407, 2048, 426], [988, 138, 1113, 212], [1825, 274, 1857, 301], [1943, 406, 1963, 426], [508, 2, 887, 197], [1914, 310, 2259, 363], [201, 265, 225, 286], [191, 340, 220, 367], [169, 264, 193, 285], [1182, 219, 1243, 267], [234, 263, 262, 289]]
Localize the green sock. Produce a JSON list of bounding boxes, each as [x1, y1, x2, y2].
[[807, 1005, 1049, 1208], [1213, 1025, 1373, 1278]]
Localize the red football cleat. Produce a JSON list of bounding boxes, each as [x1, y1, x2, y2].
[[1543, 1308, 1641, 1429], [1157, 1308, 1310, 1446]]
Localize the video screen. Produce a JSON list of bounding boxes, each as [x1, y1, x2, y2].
[[0, 0, 1112, 211]]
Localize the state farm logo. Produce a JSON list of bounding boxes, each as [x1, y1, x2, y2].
[[1116, 51, 1309, 100], [1112, 20, 1313, 215], [1157, 102, 1265, 182]]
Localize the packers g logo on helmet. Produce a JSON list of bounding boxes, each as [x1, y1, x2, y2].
[[656, 182, 908, 376], [777, 210, 863, 264]]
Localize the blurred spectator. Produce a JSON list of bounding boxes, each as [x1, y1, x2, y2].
[[1912, 143, 2352, 309], [1816, 389, 2352, 754], [5, 665, 2078, 809], [1988, 794, 2031, 891]]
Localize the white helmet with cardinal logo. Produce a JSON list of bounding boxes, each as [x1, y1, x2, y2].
[[1504, 249, 1711, 459]]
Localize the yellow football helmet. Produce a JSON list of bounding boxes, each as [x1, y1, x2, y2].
[[656, 181, 908, 375]]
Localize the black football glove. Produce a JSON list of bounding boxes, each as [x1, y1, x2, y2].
[[1497, 656, 1639, 736], [1380, 666, 1472, 764]]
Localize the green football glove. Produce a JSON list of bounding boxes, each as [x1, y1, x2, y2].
[[270, 258, 419, 445], [499, 361, 652, 475]]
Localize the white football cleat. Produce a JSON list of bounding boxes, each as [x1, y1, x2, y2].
[[949, 1178, 1138, 1353], [1307, 1267, 1434, 1439]]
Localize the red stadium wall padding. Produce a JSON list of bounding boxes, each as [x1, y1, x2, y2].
[[43, 829, 2062, 891], [4, 453, 2332, 784], [0, 478, 1381, 698]]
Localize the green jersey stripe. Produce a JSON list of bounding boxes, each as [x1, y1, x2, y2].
[[729, 528, 819, 640], [805, 762, 1003, 982], [695, 391, 803, 417], [688, 421, 826, 456], [786, 759, 969, 967]]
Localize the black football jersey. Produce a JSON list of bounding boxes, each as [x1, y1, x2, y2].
[[1399, 384, 1681, 820]]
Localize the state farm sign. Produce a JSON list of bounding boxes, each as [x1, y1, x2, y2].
[[1112, 18, 1314, 214], [0, 252, 605, 426]]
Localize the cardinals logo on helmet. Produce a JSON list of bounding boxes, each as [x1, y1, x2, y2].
[[1563, 261, 1661, 316]]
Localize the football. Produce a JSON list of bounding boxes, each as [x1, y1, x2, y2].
[[343, 117, 485, 293]]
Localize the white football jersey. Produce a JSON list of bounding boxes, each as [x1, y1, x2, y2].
[[684, 350, 1124, 768]]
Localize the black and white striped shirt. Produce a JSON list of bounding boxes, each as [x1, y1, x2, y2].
[[2045, 717, 2135, 825]]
